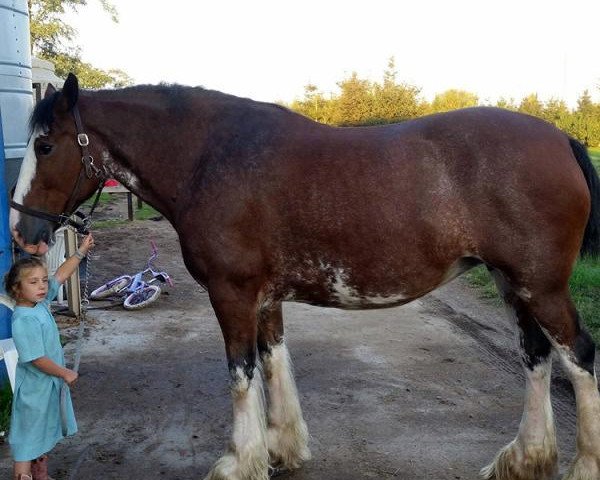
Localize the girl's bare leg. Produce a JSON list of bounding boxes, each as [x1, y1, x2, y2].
[[13, 461, 32, 479]]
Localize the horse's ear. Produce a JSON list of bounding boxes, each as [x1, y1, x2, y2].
[[44, 83, 56, 98], [58, 73, 79, 112]]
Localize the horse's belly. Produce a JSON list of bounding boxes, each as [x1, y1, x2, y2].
[[283, 266, 422, 310], [280, 256, 479, 310], [288, 284, 418, 310]]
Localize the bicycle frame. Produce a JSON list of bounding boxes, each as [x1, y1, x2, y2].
[[126, 241, 173, 292], [90, 241, 173, 307]]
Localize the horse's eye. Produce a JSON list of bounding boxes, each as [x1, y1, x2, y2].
[[37, 144, 53, 156]]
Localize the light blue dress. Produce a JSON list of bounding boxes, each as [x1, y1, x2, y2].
[[8, 276, 77, 461]]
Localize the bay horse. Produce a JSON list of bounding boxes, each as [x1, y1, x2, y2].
[[10, 73, 600, 480]]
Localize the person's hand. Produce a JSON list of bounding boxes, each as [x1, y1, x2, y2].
[[62, 369, 78, 386], [78, 233, 95, 256]]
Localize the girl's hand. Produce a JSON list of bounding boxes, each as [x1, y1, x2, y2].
[[78, 233, 95, 255], [63, 369, 78, 386]]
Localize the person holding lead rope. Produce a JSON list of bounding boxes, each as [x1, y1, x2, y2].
[[4, 233, 95, 480]]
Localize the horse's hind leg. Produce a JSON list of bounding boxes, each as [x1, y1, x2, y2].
[[481, 271, 558, 480], [258, 302, 311, 471], [533, 299, 600, 480], [204, 282, 269, 480], [552, 317, 600, 479], [519, 292, 600, 480], [483, 269, 600, 480]]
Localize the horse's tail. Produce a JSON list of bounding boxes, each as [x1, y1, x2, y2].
[[569, 137, 600, 257]]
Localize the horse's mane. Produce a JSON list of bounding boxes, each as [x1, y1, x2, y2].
[[29, 83, 296, 135], [30, 91, 61, 134]]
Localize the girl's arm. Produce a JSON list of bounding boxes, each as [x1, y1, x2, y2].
[[32, 356, 78, 385], [54, 254, 82, 285], [54, 233, 95, 284]]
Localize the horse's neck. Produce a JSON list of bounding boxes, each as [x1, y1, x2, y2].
[[86, 95, 189, 220]]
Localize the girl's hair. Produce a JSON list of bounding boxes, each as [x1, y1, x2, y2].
[[4, 257, 47, 300]]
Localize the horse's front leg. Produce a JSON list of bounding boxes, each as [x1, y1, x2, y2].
[[205, 282, 269, 480], [258, 303, 311, 471]]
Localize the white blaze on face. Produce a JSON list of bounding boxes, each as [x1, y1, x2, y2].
[[10, 129, 41, 232]]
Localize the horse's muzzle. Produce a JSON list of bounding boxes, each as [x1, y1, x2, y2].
[[12, 215, 55, 255]]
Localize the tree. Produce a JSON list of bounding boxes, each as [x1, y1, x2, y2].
[[577, 89, 595, 116], [290, 84, 335, 125], [430, 89, 478, 113], [50, 55, 133, 88], [28, 0, 131, 88], [496, 97, 518, 111], [289, 61, 424, 126], [569, 90, 600, 147], [541, 98, 570, 128], [331, 72, 375, 125], [372, 57, 425, 123], [518, 93, 544, 118]]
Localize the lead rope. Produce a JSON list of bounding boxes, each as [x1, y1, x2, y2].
[[73, 231, 92, 373], [60, 224, 97, 479]]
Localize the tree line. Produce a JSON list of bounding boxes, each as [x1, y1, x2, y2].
[[289, 58, 600, 147], [28, 0, 131, 88], [30, 3, 600, 146]]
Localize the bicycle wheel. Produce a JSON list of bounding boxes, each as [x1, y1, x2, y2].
[[123, 285, 161, 310], [90, 275, 132, 300]]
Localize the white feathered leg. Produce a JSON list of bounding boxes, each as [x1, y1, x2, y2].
[[263, 342, 311, 470], [481, 357, 557, 480], [205, 367, 269, 480], [558, 350, 600, 480]]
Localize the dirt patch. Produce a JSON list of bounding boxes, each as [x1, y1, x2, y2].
[[0, 196, 581, 479]]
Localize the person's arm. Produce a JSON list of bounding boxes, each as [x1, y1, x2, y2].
[[54, 254, 83, 285], [54, 233, 95, 284], [32, 356, 78, 385]]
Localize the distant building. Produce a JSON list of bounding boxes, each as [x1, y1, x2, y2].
[[32, 57, 64, 102]]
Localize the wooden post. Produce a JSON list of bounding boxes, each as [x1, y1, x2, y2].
[[63, 229, 81, 317], [127, 192, 133, 221]]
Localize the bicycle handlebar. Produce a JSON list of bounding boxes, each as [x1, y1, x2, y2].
[[146, 240, 159, 267]]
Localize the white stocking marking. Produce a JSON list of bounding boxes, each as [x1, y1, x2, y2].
[[263, 342, 310, 469], [519, 359, 556, 447], [205, 367, 268, 480], [481, 358, 558, 480], [557, 349, 600, 480]]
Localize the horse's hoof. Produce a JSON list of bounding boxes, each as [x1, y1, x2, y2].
[[204, 451, 269, 480], [268, 465, 290, 478], [562, 453, 600, 480], [480, 439, 557, 480]]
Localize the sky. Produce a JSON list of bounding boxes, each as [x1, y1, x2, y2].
[[66, 0, 600, 108]]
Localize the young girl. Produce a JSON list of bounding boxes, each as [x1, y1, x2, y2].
[[5, 233, 95, 480]]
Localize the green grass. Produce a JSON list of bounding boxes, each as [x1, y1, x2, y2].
[[92, 218, 129, 229], [570, 257, 600, 342], [90, 199, 162, 230], [134, 203, 161, 221], [81, 192, 115, 208], [589, 147, 600, 170], [466, 258, 600, 343], [0, 381, 11, 440], [464, 266, 501, 302]]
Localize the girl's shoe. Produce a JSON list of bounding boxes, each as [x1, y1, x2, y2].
[[31, 455, 55, 480], [16, 475, 32, 480]]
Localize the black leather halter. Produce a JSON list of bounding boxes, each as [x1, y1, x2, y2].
[[10, 105, 107, 235]]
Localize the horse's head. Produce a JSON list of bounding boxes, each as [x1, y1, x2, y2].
[[11, 73, 104, 255]]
